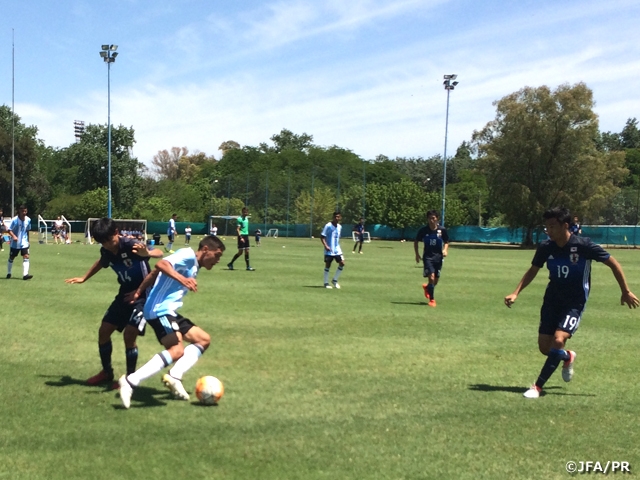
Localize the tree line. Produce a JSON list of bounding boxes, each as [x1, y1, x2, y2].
[[1, 82, 639, 243]]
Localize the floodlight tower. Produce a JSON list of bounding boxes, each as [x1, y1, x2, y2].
[[441, 74, 459, 226], [99, 44, 118, 218]]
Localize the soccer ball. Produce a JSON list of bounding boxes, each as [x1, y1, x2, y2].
[[195, 376, 224, 405]]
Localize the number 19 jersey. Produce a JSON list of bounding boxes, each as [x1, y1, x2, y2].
[[531, 235, 610, 306]]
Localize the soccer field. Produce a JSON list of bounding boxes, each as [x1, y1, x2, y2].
[[2, 237, 640, 479]]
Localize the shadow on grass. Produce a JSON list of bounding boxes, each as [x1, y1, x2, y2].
[[303, 285, 331, 288], [391, 301, 428, 306], [43, 375, 172, 406], [468, 384, 594, 397], [452, 244, 526, 250]]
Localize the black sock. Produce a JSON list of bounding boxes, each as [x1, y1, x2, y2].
[[230, 253, 241, 264], [535, 352, 561, 389], [245, 256, 250, 267], [99, 341, 113, 374], [126, 347, 138, 375]]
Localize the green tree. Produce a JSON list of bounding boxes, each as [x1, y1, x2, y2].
[[473, 83, 627, 244]]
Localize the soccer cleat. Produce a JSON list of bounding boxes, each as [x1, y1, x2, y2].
[[86, 369, 114, 385], [332, 280, 341, 289], [562, 350, 576, 382], [118, 375, 133, 409], [6, 274, 10, 279], [23, 275, 33, 281], [352, 251, 355, 254], [227, 263, 234, 270], [523, 384, 541, 399], [324, 283, 332, 289], [422, 283, 430, 300], [162, 374, 190, 401], [359, 251, 363, 254], [428, 299, 436, 307], [246, 267, 255, 271], [168, 250, 175, 254]]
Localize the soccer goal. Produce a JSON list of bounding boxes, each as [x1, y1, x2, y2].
[[266, 229, 278, 238], [352, 231, 371, 243], [38, 215, 72, 244], [85, 218, 148, 244]]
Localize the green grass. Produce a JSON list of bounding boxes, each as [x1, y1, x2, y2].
[[1, 237, 640, 479]]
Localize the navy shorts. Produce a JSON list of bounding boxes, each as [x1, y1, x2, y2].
[[355, 234, 364, 242], [324, 254, 344, 264], [423, 257, 443, 278], [102, 296, 147, 335], [167, 233, 175, 242], [10, 247, 29, 257], [539, 303, 584, 336], [147, 314, 195, 343], [237, 235, 250, 249]]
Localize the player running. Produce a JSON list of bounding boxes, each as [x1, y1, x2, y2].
[[118, 235, 225, 408], [414, 210, 449, 307], [321, 211, 345, 289], [505, 207, 639, 399], [65, 218, 164, 386]]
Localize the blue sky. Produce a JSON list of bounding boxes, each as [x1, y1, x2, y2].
[[1, 0, 639, 166]]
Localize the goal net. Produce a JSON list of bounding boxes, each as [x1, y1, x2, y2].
[[86, 218, 148, 244], [266, 229, 278, 238], [352, 231, 371, 243]]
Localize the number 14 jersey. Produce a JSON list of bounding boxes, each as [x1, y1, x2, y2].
[[100, 236, 152, 298]]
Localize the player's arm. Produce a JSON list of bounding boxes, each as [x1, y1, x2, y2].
[[8, 222, 18, 242], [132, 243, 163, 258], [152, 259, 197, 292], [603, 256, 640, 309], [442, 241, 449, 257], [65, 259, 104, 284], [320, 235, 330, 251], [504, 265, 540, 308], [413, 240, 421, 263]]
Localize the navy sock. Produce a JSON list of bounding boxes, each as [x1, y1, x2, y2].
[[126, 347, 138, 375], [99, 341, 113, 374], [245, 256, 250, 267], [535, 351, 562, 389], [549, 348, 570, 362], [427, 284, 435, 299]]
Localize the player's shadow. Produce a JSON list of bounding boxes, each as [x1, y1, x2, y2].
[[43, 374, 112, 392], [391, 301, 428, 306], [112, 387, 171, 409], [468, 384, 591, 397], [303, 285, 332, 288]]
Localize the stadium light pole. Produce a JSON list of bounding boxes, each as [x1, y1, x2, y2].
[[441, 74, 459, 226], [99, 44, 118, 218]]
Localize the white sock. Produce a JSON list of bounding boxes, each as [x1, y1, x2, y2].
[[324, 268, 330, 285], [7, 260, 13, 275], [169, 344, 204, 380], [167, 242, 173, 250], [333, 266, 343, 282], [127, 350, 173, 387], [23, 259, 29, 276]]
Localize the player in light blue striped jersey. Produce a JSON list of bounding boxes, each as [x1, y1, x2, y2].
[[321, 211, 345, 289], [118, 235, 225, 409], [6, 205, 33, 280]]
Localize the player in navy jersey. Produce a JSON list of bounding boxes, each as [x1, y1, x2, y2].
[[414, 210, 449, 307], [352, 218, 365, 254], [66, 218, 164, 386], [505, 207, 639, 399], [569, 215, 582, 236]]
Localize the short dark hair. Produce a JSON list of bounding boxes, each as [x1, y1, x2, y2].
[[543, 207, 571, 226], [426, 210, 439, 218], [92, 218, 118, 243], [18, 204, 27, 210], [333, 211, 341, 217], [199, 235, 226, 252]]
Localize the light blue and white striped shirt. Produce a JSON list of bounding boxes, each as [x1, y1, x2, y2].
[[144, 248, 199, 319], [321, 222, 342, 256], [10, 216, 31, 249]]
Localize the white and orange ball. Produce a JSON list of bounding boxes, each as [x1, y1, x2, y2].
[[195, 376, 224, 405]]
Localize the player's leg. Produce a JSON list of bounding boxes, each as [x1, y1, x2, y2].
[[228, 245, 243, 269], [21, 249, 32, 280], [524, 305, 577, 398], [358, 238, 363, 253], [422, 259, 436, 303], [332, 256, 344, 288], [244, 245, 254, 271], [168, 323, 210, 382], [324, 257, 333, 287], [7, 249, 18, 278], [87, 319, 119, 384]]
